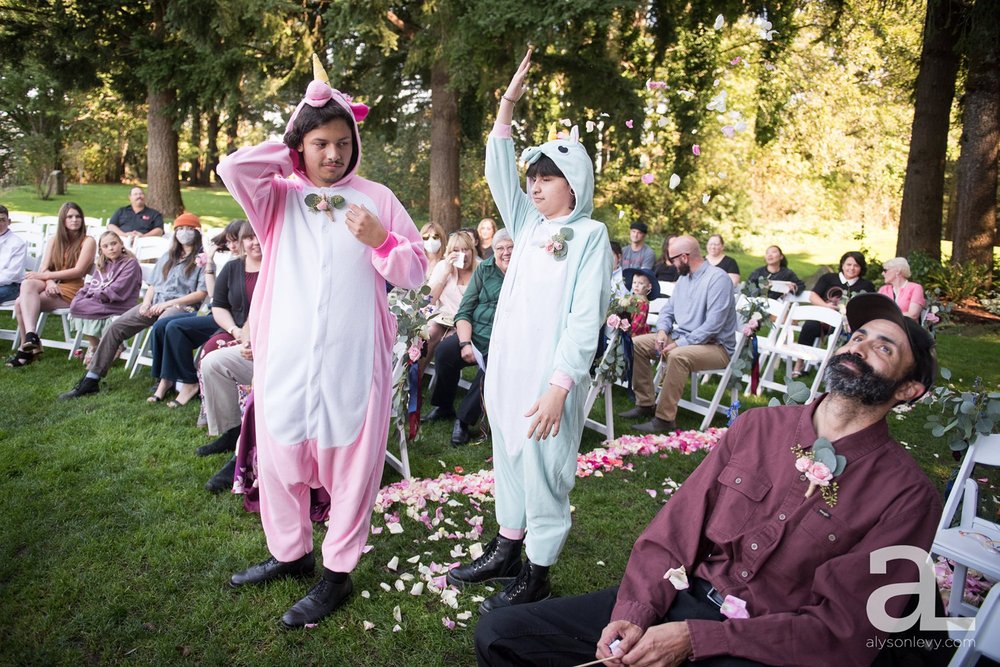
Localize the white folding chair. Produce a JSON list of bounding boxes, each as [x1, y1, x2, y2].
[[384, 352, 412, 479], [756, 303, 844, 402], [132, 236, 172, 263], [34, 308, 76, 351], [745, 297, 792, 393], [671, 331, 747, 430], [584, 380, 615, 441], [931, 434, 1000, 618], [949, 583, 1000, 666]]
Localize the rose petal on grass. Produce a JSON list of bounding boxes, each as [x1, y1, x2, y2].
[[387, 522, 404, 535], [363, 544, 374, 554], [469, 542, 484, 560], [442, 617, 456, 630], [410, 582, 425, 596], [393, 624, 402, 632], [380, 582, 392, 592], [363, 621, 375, 631], [387, 556, 399, 571], [361, 590, 371, 599], [646, 489, 658, 498], [393, 605, 402, 623], [394, 579, 406, 591]]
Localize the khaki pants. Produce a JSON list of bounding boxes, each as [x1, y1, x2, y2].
[[631, 333, 730, 421], [201, 344, 254, 436]]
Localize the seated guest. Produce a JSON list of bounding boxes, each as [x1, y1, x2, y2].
[[204, 219, 245, 281], [147, 221, 260, 407], [652, 235, 679, 283], [422, 229, 479, 376], [622, 221, 655, 270], [0, 205, 27, 304], [107, 186, 164, 238], [476, 293, 939, 667], [59, 213, 208, 398], [609, 241, 627, 297], [423, 229, 513, 445], [7, 202, 96, 368], [793, 251, 875, 379], [621, 267, 660, 337], [745, 245, 806, 300], [68, 231, 143, 365], [705, 234, 741, 286], [618, 236, 736, 434], [879, 257, 925, 321], [478, 217, 498, 259], [420, 222, 448, 278]]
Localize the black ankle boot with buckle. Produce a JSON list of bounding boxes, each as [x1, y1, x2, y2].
[[479, 558, 551, 614], [446, 534, 523, 588]]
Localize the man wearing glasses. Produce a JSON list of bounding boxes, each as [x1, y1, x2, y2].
[[619, 235, 737, 433]]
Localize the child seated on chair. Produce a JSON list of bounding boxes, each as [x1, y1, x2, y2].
[[620, 267, 660, 337]]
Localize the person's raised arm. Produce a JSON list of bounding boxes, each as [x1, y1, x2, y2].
[[485, 48, 535, 240], [217, 142, 297, 241]]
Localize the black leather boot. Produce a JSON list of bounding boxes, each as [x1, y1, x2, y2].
[[59, 375, 100, 400], [281, 571, 353, 628], [479, 559, 551, 614], [229, 552, 315, 587], [196, 426, 240, 456], [446, 534, 522, 588], [204, 457, 237, 494]]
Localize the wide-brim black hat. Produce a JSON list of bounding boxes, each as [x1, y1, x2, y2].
[[622, 268, 661, 300]]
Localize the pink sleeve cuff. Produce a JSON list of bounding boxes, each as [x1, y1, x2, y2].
[[373, 232, 399, 258], [491, 121, 513, 138], [549, 370, 574, 392]]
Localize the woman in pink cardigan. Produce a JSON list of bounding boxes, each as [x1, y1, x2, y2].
[[878, 257, 925, 320]]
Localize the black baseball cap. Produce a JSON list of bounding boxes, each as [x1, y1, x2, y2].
[[845, 293, 937, 397], [630, 221, 648, 234]]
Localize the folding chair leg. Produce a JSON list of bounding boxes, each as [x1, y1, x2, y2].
[[68, 329, 84, 360]]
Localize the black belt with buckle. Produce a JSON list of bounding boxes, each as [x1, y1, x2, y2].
[[692, 577, 725, 608]]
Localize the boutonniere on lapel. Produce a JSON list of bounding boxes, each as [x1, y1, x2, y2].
[[544, 227, 573, 260], [305, 193, 346, 221], [791, 437, 846, 507]]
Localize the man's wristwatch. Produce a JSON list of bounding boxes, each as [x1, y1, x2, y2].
[[459, 341, 472, 348]]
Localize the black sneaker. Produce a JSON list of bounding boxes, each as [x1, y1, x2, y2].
[[479, 559, 551, 614], [446, 534, 522, 588], [451, 419, 470, 446], [59, 375, 100, 400]]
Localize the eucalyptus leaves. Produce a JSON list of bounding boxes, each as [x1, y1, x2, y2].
[[305, 192, 347, 220], [791, 437, 846, 507]]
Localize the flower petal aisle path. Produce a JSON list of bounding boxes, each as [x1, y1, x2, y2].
[[351, 429, 723, 633]]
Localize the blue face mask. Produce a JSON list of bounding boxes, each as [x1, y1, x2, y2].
[[175, 228, 197, 245]]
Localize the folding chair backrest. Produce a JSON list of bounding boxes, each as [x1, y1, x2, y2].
[[132, 237, 172, 263], [937, 434, 1000, 533]]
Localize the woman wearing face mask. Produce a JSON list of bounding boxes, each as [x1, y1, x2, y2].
[[420, 222, 448, 278], [60, 213, 209, 399], [419, 229, 480, 383], [7, 202, 96, 368], [147, 221, 262, 407], [792, 250, 875, 379]]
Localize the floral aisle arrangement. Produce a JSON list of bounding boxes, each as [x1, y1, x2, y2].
[[388, 285, 432, 444], [594, 292, 647, 387]]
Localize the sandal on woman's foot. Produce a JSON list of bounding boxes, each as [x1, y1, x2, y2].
[[5, 349, 35, 368], [791, 370, 803, 380], [147, 395, 164, 404], [22, 332, 42, 353]]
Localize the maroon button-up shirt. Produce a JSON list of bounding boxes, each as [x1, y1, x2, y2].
[[612, 397, 941, 666]]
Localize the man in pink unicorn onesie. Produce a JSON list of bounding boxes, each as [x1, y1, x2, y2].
[[217, 56, 426, 628]]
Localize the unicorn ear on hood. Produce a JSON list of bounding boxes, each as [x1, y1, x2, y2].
[[284, 54, 370, 133], [569, 125, 580, 142]]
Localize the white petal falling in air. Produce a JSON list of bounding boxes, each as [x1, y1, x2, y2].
[[714, 14, 725, 30], [669, 173, 681, 190]]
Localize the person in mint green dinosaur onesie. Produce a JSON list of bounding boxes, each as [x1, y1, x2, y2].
[[447, 48, 612, 614]]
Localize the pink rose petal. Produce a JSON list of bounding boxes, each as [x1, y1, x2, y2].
[[641, 173, 655, 185], [625, 119, 634, 128]]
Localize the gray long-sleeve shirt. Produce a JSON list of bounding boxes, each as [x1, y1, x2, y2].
[[656, 260, 737, 356]]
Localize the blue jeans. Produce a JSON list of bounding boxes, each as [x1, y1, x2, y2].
[[0, 283, 20, 304], [150, 313, 219, 383]]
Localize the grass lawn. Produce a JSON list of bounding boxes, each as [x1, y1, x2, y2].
[[1, 307, 998, 665]]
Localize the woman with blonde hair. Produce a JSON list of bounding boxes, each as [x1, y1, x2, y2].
[[7, 201, 96, 367], [419, 229, 479, 388], [419, 222, 448, 278], [879, 257, 925, 320], [68, 231, 143, 365]]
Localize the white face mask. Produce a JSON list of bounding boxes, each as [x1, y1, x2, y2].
[[424, 238, 442, 254], [175, 228, 197, 245]]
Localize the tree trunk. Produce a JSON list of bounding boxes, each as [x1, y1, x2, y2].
[[206, 111, 220, 185], [226, 105, 239, 155], [896, 0, 963, 261], [146, 87, 184, 216], [429, 59, 461, 233], [189, 108, 202, 186], [950, 7, 999, 281]]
